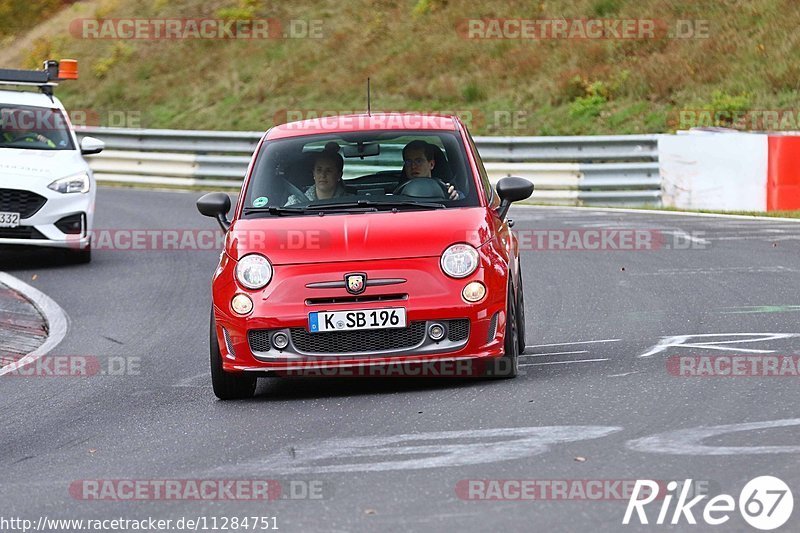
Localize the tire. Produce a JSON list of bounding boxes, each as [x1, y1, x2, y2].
[[485, 285, 519, 379], [516, 264, 526, 355], [65, 242, 91, 264], [210, 311, 257, 400]]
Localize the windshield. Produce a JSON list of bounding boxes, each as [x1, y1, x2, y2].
[[0, 104, 74, 150], [242, 131, 478, 216]]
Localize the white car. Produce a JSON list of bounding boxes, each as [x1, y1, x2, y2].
[[0, 60, 103, 263]]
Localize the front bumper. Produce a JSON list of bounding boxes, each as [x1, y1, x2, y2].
[[0, 186, 94, 249], [213, 255, 509, 374]]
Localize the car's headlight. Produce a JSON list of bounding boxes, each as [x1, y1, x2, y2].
[[235, 254, 273, 289], [48, 172, 90, 194], [440, 244, 479, 278]]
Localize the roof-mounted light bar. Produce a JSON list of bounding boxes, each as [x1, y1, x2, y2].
[[0, 59, 78, 95]]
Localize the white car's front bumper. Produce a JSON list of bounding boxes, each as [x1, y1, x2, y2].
[[0, 185, 95, 249]]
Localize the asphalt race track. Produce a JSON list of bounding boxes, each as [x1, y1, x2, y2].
[[1, 187, 799, 532]]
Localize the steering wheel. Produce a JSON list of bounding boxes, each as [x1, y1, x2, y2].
[[392, 178, 449, 199], [9, 133, 47, 144]]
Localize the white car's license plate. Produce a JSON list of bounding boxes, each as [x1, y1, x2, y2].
[[0, 212, 20, 228], [309, 308, 407, 333]]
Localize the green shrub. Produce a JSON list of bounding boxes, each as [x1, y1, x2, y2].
[[92, 42, 133, 79], [462, 82, 484, 103], [569, 94, 606, 119], [591, 0, 623, 17], [216, 0, 259, 21], [701, 90, 751, 127], [412, 0, 446, 17]]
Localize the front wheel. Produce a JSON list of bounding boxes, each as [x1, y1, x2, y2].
[[64, 239, 92, 264], [485, 286, 519, 379], [516, 265, 526, 355], [210, 311, 256, 400]]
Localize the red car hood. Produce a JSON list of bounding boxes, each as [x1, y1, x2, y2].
[[226, 207, 496, 264]]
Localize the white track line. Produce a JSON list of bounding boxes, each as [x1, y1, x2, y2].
[[520, 350, 589, 358], [525, 339, 620, 349], [175, 372, 208, 387], [521, 358, 609, 367], [0, 272, 69, 376]]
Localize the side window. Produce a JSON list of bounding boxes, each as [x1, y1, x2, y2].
[[464, 127, 497, 207]]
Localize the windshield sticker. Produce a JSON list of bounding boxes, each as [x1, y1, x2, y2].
[[253, 196, 269, 208]]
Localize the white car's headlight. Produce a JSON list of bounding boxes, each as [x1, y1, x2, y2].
[[235, 254, 273, 289], [48, 172, 90, 194], [440, 244, 479, 278]]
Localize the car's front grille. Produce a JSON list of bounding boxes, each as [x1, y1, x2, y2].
[[290, 322, 427, 354], [305, 294, 408, 306], [448, 319, 470, 342], [0, 189, 47, 219], [248, 319, 471, 355], [0, 226, 47, 239]]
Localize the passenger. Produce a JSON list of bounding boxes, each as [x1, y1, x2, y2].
[[400, 140, 461, 200], [285, 143, 349, 205]]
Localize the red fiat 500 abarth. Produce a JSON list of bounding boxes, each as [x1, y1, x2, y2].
[[198, 114, 533, 399]]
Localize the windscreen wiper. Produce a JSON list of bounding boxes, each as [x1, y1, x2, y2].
[[243, 205, 377, 216], [243, 206, 315, 216], [306, 200, 445, 211], [372, 200, 447, 210]]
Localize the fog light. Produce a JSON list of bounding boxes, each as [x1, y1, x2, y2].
[[272, 332, 289, 350], [231, 293, 253, 315], [428, 323, 445, 341], [462, 281, 486, 302], [55, 213, 85, 235]]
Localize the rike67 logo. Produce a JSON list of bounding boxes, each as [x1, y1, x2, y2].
[[624, 476, 793, 530]]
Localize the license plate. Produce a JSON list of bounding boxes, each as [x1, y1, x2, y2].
[[0, 212, 20, 228], [309, 308, 407, 333]]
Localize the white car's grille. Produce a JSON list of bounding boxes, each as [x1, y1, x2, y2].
[[0, 188, 47, 219]]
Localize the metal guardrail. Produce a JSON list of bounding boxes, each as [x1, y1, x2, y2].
[[77, 127, 661, 206]]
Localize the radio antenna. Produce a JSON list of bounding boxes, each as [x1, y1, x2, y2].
[[367, 78, 371, 116]]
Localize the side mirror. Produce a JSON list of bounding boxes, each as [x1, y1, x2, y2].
[[495, 177, 534, 221], [197, 192, 232, 232], [80, 136, 104, 155]]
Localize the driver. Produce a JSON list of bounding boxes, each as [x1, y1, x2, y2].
[[400, 140, 462, 200], [1, 109, 56, 148]]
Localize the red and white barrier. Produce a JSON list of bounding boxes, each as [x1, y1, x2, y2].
[[659, 131, 800, 211], [767, 135, 800, 211]]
